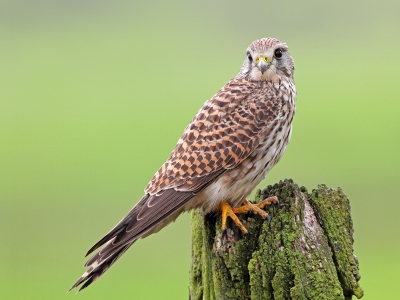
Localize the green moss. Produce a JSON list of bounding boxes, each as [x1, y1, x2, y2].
[[189, 180, 363, 299], [211, 208, 262, 299], [189, 210, 204, 300], [309, 185, 364, 299]]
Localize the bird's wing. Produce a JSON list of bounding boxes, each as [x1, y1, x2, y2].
[[97, 78, 278, 250], [85, 78, 265, 253], [145, 78, 274, 195], [70, 78, 279, 291]]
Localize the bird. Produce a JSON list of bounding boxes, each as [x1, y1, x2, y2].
[[69, 37, 296, 292]]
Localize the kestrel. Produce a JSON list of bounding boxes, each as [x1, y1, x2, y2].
[[69, 37, 296, 292]]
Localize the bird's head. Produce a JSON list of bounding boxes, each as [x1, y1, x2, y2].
[[238, 38, 295, 82]]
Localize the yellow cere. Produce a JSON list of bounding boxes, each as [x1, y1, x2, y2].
[[256, 57, 269, 64]]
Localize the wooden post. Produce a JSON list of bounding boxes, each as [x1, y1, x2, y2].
[[189, 179, 363, 300]]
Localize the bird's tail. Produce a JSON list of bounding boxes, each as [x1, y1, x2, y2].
[[68, 190, 195, 292], [68, 241, 135, 292], [67, 195, 151, 293]]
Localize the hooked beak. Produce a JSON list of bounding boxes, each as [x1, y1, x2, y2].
[[256, 57, 270, 74]]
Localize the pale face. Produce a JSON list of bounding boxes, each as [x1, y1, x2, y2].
[[238, 38, 294, 82]]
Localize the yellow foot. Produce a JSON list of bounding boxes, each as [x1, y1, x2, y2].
[[220, 196, 278, 234]]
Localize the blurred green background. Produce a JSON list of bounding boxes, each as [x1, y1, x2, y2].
[[1, 0, 399, 299]]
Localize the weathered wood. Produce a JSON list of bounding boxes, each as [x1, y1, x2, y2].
[[189, 179, 363, 300]]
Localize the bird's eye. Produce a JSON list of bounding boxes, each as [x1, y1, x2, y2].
[[247, 53, 253, 62], [274, 49, 283, 59]]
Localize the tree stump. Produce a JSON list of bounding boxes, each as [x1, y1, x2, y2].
[[189, 179, 363, 300]]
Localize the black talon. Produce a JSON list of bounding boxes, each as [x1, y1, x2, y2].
[[266, 214, 271, 224]]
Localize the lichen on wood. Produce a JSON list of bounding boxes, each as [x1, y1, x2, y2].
[[189, 179, 363, 300]]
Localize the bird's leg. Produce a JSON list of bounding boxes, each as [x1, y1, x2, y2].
[[253, 196, 279, 210], [220, 196, 279, 234], [220, 201, 248, 234], [233, 196, 278, 220]]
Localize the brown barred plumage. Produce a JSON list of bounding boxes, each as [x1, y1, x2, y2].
[[69, 37, 296, 292]]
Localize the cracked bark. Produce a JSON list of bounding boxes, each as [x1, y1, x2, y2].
[[189, 179, 363, 300]]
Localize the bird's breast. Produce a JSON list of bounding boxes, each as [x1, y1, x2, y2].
[[188, 78, 296, 213], [196, 115, 294, 213]]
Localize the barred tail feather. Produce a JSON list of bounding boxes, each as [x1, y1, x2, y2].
[[69, 190, 195, 292], [69, 242, 134, 292]]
